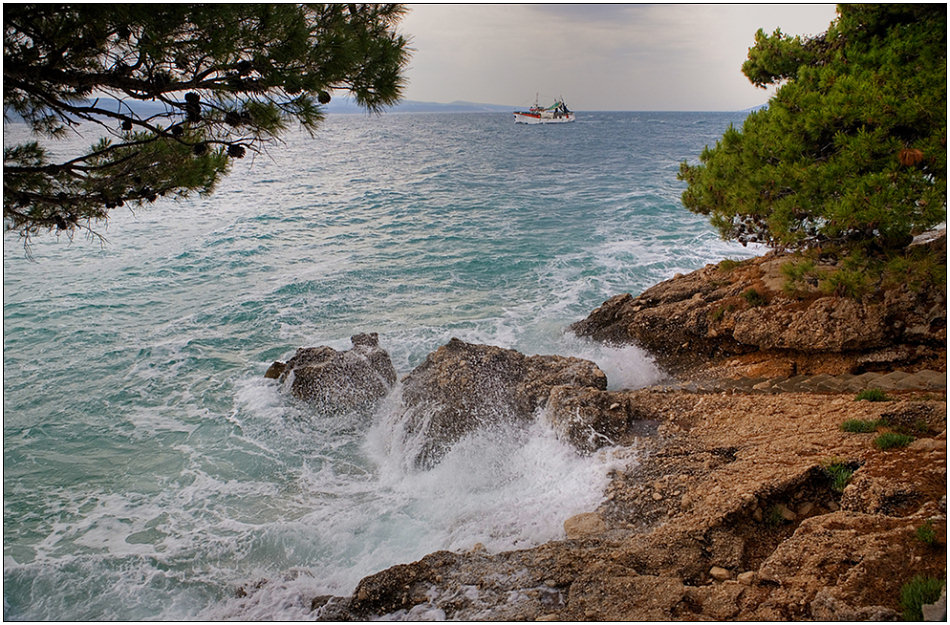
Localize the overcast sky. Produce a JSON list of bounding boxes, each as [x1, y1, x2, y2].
[[397, 4, 839, 111]]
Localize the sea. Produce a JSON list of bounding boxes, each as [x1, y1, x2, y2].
[[3, 110, 759, 620]]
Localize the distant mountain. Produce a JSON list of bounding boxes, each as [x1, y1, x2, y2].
[[5, 97, 514, 121]]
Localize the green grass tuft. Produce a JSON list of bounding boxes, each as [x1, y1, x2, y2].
[[855, 388, 889, 402], [900, 575, 945, 621], [822, 460, 855, 493], [764, 505, 787, 527], [718, 258, 743, 272], [873, 432, 915, 450], [742, 288, 768, 307], [840, 418, 882, 433], [915, 521, 938, 546]]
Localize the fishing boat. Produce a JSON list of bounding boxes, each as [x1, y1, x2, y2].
[[513, 95, 575, 124]]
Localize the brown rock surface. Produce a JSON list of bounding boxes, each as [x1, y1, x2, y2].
[[570, 233, 947, 379], [312, 389, 945, 621]]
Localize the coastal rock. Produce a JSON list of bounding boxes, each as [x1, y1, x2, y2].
[[922, 585, 947, 621], [570, 233, 947, 377], [542, 386, 656, 452], [312, 388, 945, 621], [300, 241, 946, 622], [400, 338, 607, 467], [268, 333, 397, 414], [563, 512, 606, 539]]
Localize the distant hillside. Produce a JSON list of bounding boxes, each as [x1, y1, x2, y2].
[[5, 97, 514, 121]]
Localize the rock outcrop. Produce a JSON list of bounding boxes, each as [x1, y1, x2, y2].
[[266, 333, 397, 415], [249, 240, 946, 621], [541, 385, 657, 453], [571, 232, 947, 379], [399, 338, 608, 467], [305, 391, 946, 621]]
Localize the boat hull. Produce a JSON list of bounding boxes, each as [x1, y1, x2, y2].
[[513, 112, 575, 124]]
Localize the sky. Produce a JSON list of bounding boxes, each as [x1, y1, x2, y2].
[[398, 4, 839, 111]]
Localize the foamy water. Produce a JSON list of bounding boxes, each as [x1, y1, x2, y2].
[[4, 111, 757, 620]]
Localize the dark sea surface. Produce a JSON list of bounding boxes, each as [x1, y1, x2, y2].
[[3, 111, 759, 619]]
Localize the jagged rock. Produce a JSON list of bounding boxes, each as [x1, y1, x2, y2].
[[268, 333, 396, 414], [542, 386, 656, 452], [570, 234, 947, 377], [348, 550, 460, 618], [757, 511, 940, 615], [399, 338, 607, 467]]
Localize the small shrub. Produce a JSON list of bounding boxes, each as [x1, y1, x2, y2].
[[710, 307, 725, 322], [718, 258, 743, 272], [822, 459, 855, 493], [884, 245, 948, 293], [855, 388, 889, 402], [873, 432, 915, 450], [900, 575, 945, 621], [742, 288, 768, 307], [840, 418, 882, 433], [764, 505, 788, 527], [781, 258, 819, 294], [915, 521, 938, 546], [819, 266, 872, 299]]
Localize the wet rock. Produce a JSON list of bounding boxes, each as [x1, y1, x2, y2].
[[263, 361, 286, 379], [542, 386, 655, 453], [268, 333, 397, 414], [400, 338, 606, 467], [349, 550, 459, 618]]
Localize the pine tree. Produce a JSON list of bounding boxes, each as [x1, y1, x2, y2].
[[3, 4, 410, 239], [679, 4, 946, 255]]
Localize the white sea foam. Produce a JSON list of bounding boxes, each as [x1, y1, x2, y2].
[[202, 391, 637, 620]]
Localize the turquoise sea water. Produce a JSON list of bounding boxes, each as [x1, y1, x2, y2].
[[3, 111, 757, 620]]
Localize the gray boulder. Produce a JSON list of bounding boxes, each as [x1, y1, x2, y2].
[[400, 338, 607, 467], [266, 333, 397, 415]]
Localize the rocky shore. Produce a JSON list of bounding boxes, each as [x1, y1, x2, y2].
[[263, 234, 946, 621]]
